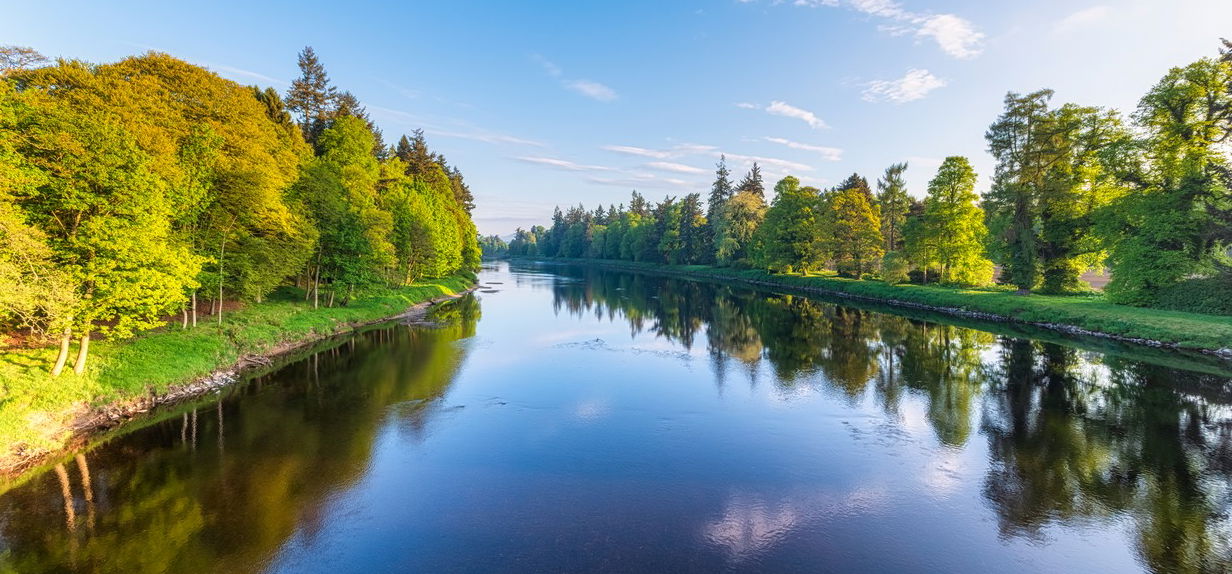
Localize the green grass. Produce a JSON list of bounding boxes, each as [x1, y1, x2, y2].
[[0, 275, 473, 465], [545, 259, 1232, 354]]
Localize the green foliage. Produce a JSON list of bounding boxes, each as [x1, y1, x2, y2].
[[882, 251, 910, 285], [751, 177, 823, 272], [908, 157, 994, 286], [0, 46, 481, 375], [876, 162, 911, 252], [828, 185, 884, 278]]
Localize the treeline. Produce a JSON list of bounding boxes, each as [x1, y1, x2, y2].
[[512, 42, 1232, 315], [0, 46, 480, 374]]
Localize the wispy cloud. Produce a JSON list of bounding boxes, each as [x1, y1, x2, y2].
[[647, 161, 708, 174], [587, 173, 696, 190], [516, 156, 614, 172], [600, 143, 717, 159], [862, 68, 946, 103], [763, 137, 843, 161], [205, 64, 287, 86], [565, 79, 618, 102], [766, 101, 828, 129], [1054, 5, 1112, 33], [429, 129, 545, 147], [721, 152, 814, 173], [749, 0, 984, 59], [535, 55, 619, 102], [741, 101, 828, 129], [369, 105, 542, 147], [601, 145, 674, 159]]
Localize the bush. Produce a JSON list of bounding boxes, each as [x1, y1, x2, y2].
[[1156, 274, 1232, 316], [882, 252, 910, 285]]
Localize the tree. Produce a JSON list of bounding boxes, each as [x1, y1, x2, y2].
[[876, 162, 911, 252], [716, 190, 766, 266], [829, 186, 884, 278], [678, 193, 708, 264], [9, 88, 201, 373], [1102, 55, 1232, 306], [705, 155, 734, 264], [736, 162, 765, 198], [909, 157, 994, 286], [285, 46, 337, 148], [985, 90, 1053, 292], [751, 176, 824, 272], [0, 46, 48, 74]]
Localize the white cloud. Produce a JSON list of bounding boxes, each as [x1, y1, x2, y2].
[[587, 173, 696, 190], [1054, 5, 1112, 33], [207, 64, 286, 86], [515, 156, 614, 172], [647, 161, 708, 174], [601, 145, 674, 159], [735, 102, 758, 109], [915, 14, 984, 59], [566, 79, 618, 102], [750, 0, 984, 59], [428, 130, 545, 147], [763, 137, 843, 161], [765, 100, 828, 129], [862, 69, 946, 103], [721, 152, 814, 173], [600, 143, 717, 159], [534, 55, 618, 102]]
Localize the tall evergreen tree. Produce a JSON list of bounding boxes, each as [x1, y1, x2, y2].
[[285, 46, 337, 148], [876, 162, 911, 252], [736, 162, 765, 198]]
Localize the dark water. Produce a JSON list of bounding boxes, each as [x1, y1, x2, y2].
[[3, 262, 1232, 573]]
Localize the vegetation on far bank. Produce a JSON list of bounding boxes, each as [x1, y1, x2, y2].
[[0, 274, 472, 467], [540, 259, 1232, 354], [489, 40, 1232, 320]]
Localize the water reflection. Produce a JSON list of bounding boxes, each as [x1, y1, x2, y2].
[[546, 265, 1232, 572], [0, 296, 479, 573]]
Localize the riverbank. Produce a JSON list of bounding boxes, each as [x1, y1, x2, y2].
[[0, 275, 475, 476], [533, 259, 1232, 358]]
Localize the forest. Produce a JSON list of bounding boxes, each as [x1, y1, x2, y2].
[[508, 42, 1232, 317], [0, 46, 480, 374]]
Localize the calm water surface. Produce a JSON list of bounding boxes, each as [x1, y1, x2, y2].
[[3, 262, 1232, 573]]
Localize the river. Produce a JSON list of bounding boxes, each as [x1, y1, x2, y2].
[[2, 261, 1231, 573]]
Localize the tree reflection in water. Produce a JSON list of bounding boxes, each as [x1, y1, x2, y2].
[[549, 267, 1232, 572], [0, 296, 480, 574]]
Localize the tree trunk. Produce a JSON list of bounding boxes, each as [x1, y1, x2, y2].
[[328, 288, 335, 308], [73, 332, 90, 375], [313, 265, 320, 309], [192, 291, 198, 327], [51, 326, 72, 376], [217, 239, 226, 326], [182, 307, 188, 329]]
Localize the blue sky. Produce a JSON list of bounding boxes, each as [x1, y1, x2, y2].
[[5, 0, 1230, 235]]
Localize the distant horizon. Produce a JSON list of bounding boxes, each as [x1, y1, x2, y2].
[[5, 0, 1230, 235]]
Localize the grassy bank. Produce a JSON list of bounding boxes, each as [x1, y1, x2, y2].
[[539, 259, 1232, 355], [0, 275, 474, 467]]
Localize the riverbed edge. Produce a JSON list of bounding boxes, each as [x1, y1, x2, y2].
[[0, 282, 479, 480], [528, 258, 1232, 361]]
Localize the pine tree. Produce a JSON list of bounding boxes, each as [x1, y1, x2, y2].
[[736, 162, 765, 198], [876, 162, 910, 252], [285, 46, 337, 147]]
